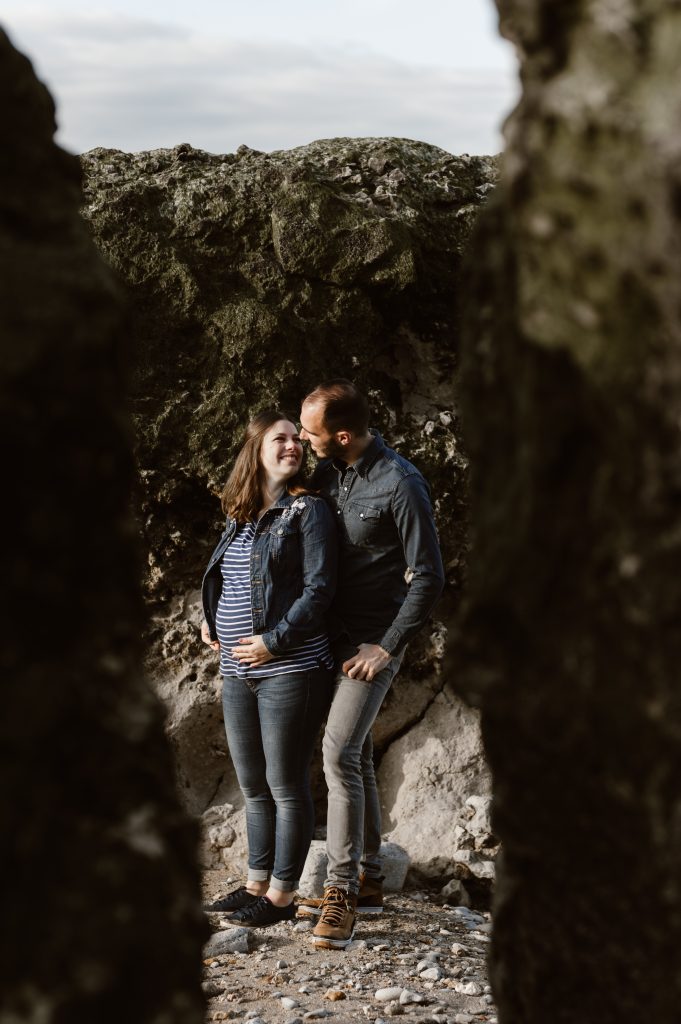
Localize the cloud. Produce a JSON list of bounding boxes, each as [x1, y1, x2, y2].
[[2, 10, 518, 156]]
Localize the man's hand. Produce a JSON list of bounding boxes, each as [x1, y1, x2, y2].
[[232, 635, 274, 666], [342, 643, 391, 681], [201, 621, 220, 651]]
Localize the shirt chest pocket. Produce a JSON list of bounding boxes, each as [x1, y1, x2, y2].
[[345, 501, 384, 546]]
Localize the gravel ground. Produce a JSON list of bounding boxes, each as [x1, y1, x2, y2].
[[202, 870, 496, 1024]]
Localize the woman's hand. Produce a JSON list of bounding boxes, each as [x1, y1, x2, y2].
[[232, 635, 274, 666], [201, 621, 220, 651]]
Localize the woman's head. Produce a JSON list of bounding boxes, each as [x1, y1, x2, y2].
[[221, 409, 307, 521]]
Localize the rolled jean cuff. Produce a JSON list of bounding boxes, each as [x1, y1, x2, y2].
[[247, 870, 270, 882], [270, 875, 297, 893]]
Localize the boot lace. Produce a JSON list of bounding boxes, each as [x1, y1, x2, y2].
[[319, 887, 352, 926]]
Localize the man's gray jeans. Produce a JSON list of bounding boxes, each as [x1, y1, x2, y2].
[[322, 640, 403, 895]]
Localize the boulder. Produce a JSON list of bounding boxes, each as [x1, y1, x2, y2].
[[378, 689, 491, 877], [81, 137, 499, 874], [298, 838, 410, 897]]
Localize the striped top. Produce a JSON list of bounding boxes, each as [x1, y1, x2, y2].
[[216, 521, 333, 678]]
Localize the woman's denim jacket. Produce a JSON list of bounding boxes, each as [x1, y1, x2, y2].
[[201, 493, 337, 657]]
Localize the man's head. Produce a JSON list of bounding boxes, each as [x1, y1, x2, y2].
[[299, 378, 370, 461]]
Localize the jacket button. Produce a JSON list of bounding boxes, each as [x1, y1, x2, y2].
[[360, 513, 364, 518], [277, 528, 284, 535]]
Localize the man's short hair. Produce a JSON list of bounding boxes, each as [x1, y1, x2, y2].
[[304, 378, 370, 436]]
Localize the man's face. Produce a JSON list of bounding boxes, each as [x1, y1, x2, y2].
[[299, 401, 346, 460]]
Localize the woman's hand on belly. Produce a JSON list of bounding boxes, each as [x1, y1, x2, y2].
[[231, 634, 274, 666]]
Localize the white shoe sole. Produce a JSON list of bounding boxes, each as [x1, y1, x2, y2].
[[312, 927, 356, 949], [298, 905, 382, 918]]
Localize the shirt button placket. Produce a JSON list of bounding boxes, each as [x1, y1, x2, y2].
[[337, 469, 353, 517]]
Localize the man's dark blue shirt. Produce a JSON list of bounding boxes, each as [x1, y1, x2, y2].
[[312, 430, 445, 656]]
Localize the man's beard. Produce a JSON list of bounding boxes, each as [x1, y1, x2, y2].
[[318, 436, 347, 461]]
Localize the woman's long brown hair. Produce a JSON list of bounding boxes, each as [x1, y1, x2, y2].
[[220, 410, 310, 523]]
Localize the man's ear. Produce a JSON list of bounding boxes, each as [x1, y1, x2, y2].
[[336, 431, 352, 447]]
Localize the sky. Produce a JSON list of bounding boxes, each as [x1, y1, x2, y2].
[[2, 1, 519, 157]]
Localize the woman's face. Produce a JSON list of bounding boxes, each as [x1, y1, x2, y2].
[[259, 419, 303, 483]]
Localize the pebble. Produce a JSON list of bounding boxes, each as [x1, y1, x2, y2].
[[399, 991, 424, 1006], [454, 981, 483, 996], [204, 928, 252, 956], [375, 987, 405, 1002], [202, 980, 227, 996], [293, 921, 313, 932], [201, 891, 493, 1024]]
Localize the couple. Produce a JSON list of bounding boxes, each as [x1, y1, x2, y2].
[[201, 379, 444, 949]]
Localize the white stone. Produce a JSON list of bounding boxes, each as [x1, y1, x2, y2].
[[454, 849, 496, 880], [299, 840, 410, 895], [419, 967, 443, 981], [440, 878, 471, 907], [375, 987, 404, 1002], [282, 997, 299, 1010], [203, 927, 252, 956], [451, 942, 468, 956], [455, 981, 483, 996], [399, 990, 424, 1005]]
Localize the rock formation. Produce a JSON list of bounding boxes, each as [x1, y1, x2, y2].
[[0, 28, 206, 1022], [457, 1, 681, 1020], [80, 138, 498, 880]]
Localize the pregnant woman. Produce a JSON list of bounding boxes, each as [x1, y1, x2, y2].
[[201, 409, 336, 928]]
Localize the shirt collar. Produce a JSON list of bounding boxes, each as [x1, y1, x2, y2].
[[332, 429, 384, 478]]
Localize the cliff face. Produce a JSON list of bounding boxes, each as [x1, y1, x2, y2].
[[81, 138, 498, 880], [0, 29, 206, 1023], [457, 0, 681, 1020]]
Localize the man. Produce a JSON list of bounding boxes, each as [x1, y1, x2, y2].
[[299, 379, 445, 949]]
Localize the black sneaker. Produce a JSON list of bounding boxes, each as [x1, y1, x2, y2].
[[230, 895, 296, 928], [204, 886, 260, 914]]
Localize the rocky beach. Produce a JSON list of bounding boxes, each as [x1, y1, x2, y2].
[[202, 871, 495, 1024]]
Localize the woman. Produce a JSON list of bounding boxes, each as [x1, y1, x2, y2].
[[201, 410, 336, 928]]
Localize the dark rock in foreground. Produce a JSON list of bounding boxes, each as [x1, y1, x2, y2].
[[457, 1, 681, 1021], [0, 28, 206, 1023]]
